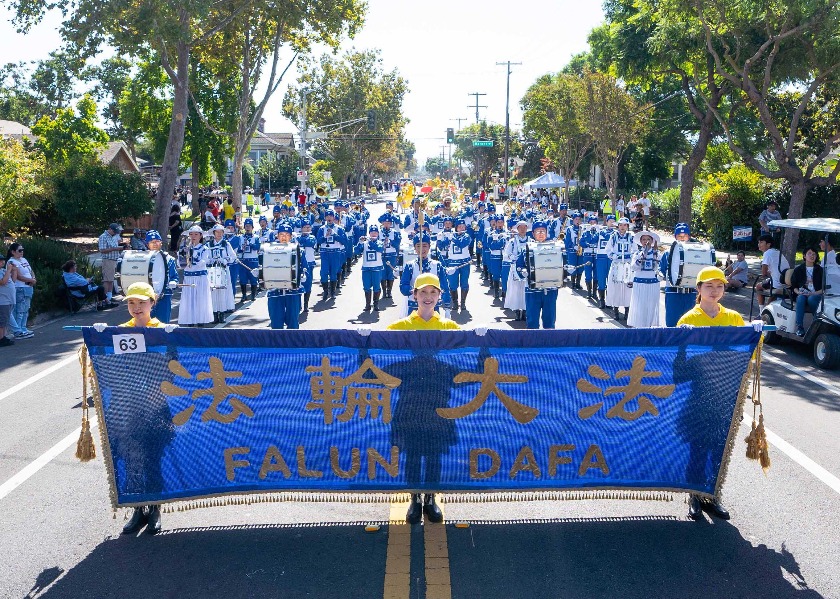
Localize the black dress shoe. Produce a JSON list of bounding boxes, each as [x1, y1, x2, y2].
[[701, 499, 730, 520], [423, 494, 443, 523], [687, 495, 703, 521], [406, 494, 423, 524], [146, 505, 162, 534], [122, 507, 148, 534]]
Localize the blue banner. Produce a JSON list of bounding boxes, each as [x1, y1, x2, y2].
[[82, 327, 760, 507]]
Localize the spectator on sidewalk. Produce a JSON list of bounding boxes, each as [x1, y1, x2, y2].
[[98, 223, 127, 304], [755, 234, 790, 307], [724, 251, 749, 290], [129, 229, 147, 251], [0, 254, 17, 346], [758, 200, 782, 234], [6, 242, 36, 339], [62, 260, 112, 311], [639, 192, 651, 230]]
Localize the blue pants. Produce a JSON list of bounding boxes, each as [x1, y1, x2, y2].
[[566, 252, 580, 275], [383, 254, 398, 281], [583, 254, 595, 284], [228, 263, 239, 292], [302, 265, 314, 293], [240, 259, 259, 286], [664, 289, 697, 327], [501, 263, 511, 293], [152, 292, 173, 323], [487, 256, 502, 281], [595, 256, 610, 290], [320, 252, 343, 283], [362, 268, 383, 292], [525, 289, 558, 329], [268, 293, 301, 329], [447, 263, 470, 291], [796, 294, 822, 327]]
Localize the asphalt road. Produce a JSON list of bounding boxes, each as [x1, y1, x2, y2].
[[0, 193, 838, 599]]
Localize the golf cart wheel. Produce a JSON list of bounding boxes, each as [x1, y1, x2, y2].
[[762, 312, 781, 345], [814, 333, 840, 370]]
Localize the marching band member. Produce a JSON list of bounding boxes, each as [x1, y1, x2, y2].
[[443, 218, 472, 312], [479, 204, 496, 281], [580, 215, 601, 300], [504, 221, 529, 321], [256, 214, 276, 291], [627, 230, 662, 328], [594, 215, 616, 309], [237, 218, 261, 302], [399, 233, 450, 317], [224, 219, 241, 295], [207, 223, 237, 323], [297, 222, 317, 312], [178, 225, 214, 327], [270, 204, 284, 231], [355, 224, 385, 312], [267, 224, 306, 329], [339, 202, 355, 280], [552, 203, 570, 241], [380, 217, 401, 299], [144, 230, 179, 324], [564, 211, 584, 290], [605, 217, 633, 321], [516, 220, 558, 329], [403, 198, 423, 237], [660, 223, 698, 327], [317, 210, 347, 299]]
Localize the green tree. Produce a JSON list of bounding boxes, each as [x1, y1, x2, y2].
[[424, 156, 450, 178], [31, 94, 108, 165], [0, 62, 50, 125], [53, 161, 154, 231], [255, 150, 299, 192], [86, 56, 142, 160], [452, 121, 519, 189], [0, 137, 46, 233]]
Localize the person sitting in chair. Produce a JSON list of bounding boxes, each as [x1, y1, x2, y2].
[[62, 260, 112, 311]]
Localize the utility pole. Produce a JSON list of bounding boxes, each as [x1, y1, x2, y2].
[[299, 90, 308, 172], [450, 117, 467, 131], [467, 92, 487, 123], [496, 60, 521, 188]]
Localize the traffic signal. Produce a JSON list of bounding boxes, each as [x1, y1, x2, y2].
[[366, 109, 376, 130], [446, 128, 455, 143]]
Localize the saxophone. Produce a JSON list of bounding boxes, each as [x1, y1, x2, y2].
[[576, 226, 583, 256]]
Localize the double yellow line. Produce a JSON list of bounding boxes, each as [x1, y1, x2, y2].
[[383, 497, 452, 599]]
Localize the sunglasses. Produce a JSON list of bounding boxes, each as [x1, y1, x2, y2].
[[15, 248, 24, 252]]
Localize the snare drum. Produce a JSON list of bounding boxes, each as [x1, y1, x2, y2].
[[527, 242, 565, 289], [117, 251, 166, 295], [263, 242, 301, 290], [398, 243, 418, 273], [668, 241, 715, 287], [208, 264, 230, 290], [610, 261, 632, 285]]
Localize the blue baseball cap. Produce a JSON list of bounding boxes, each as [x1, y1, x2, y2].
[[455, 218, 466, 228], [532, 220, 548, 231], [559, 203, 569, 211], [674, 222, 691, 236], [368, 224, 379, 233], [414, 233, 432, 245], [588, 215, 598, 223], [273, 205, 281, 213], [244, 218, 254, 226], [606, 214, 617, 222], [224, 219, 236, 227], [324, 209, 336, 217], [276, 223, 293, 234], [258, 215, 268, 222], [144, 230, 162, 243]]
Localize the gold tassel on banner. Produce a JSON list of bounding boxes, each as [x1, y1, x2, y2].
[[743, 337, 770, 473], [75, 345, 96, 462]]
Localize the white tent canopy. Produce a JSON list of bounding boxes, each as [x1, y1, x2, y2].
[[523, 172, 576, 189]]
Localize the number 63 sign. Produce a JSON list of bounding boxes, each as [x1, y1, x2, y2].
[[113, 334, 146, 355]]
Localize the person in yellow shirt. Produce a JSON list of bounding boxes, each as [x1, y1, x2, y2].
[[677, 266, 745, 328], [387, 273, 460, 331], [121, 282, 164, 328], [387, 273, 458, 523]]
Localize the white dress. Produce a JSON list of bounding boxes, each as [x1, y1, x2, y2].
[[178, 244, 214, 325], [504, 236, 527, 311], [627, 248, 661, 328], [605, 232, 633, 308], [207, 239, 236, 312]]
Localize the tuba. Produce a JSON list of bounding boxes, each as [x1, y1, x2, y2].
[[315, 185, 328, 200]]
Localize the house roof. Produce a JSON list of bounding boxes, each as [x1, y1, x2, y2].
[[98, 141, 140, 173], [251, 131, 296, 148], [0, 120, 31, 136]]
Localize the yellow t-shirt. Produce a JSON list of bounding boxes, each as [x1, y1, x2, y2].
[[121, 317, 163, 328], [387, 311, 461, 331], [677, 305, 745, 327], [223, 203, 236, 221]]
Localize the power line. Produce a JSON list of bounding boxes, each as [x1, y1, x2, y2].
[[496, 60, 522, 186], [468, 92, 487, 123]]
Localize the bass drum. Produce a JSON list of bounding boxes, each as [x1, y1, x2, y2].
[[117, 251, 166, 295], [668, 241, 715, 288], [263, 242, 301, 290], [527, 242, 565, 289]]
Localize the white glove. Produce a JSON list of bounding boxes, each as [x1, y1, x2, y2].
[[300, 270, 308, 283], [750, 320, 764, 332], [679, 324, 695, 329], [93, 322, 107, 333], [565, 265, 576, 274], [356, 327, 371, 337], [164, 324, 178, 333], [251, 268, 260, 278], [474, 326, 488, 336], [168, 281, 178, 289], [445, 267, 457, 276]]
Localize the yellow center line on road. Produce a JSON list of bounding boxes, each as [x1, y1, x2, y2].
[[383, 498, 411, 599], [424, 498, 452, 599]]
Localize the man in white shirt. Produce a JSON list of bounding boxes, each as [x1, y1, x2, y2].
[[639, 192, 651, 230], [756, 234, 790, 306], [819, 237, 840, 296]]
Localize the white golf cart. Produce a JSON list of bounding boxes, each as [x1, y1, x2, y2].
[[760, 218, 840, 369]]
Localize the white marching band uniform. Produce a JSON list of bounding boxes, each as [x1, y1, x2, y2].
[[627, 244, 662, 328], [605, 230, 633, 309], [207, 238, 237, 313], [503, 234, 528, 311], [178, 242, 215, 326]]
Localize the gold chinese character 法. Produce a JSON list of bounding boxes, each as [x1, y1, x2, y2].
[[576, 356, 675, 421], [304, 357, 401, 424], [437, 357, 536, 424], [161, 357, 262, 426]]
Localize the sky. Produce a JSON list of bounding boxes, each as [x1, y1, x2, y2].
[[0, 0, 605, 166]]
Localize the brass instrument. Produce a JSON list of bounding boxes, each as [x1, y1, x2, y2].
[[315, 185, 328, 199]]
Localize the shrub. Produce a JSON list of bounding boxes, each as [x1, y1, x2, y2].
[[649, 186, 706, 236], [700, 165, 778, 250], [765, 183, 840, 249], [3, 237, 96, 317]]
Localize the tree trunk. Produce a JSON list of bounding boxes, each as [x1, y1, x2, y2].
[[154, 28, 190, 248], [191, 156, 201, 217], [782, 180, 808, 264], [232, 147, 247, 216], [679, 113, 714, 224]]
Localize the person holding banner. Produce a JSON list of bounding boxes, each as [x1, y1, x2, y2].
[[387, 273, 458, 524], [144, 230, 179, 323]]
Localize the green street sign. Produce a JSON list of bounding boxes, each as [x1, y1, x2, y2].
[[472, 140, 494, 147]]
